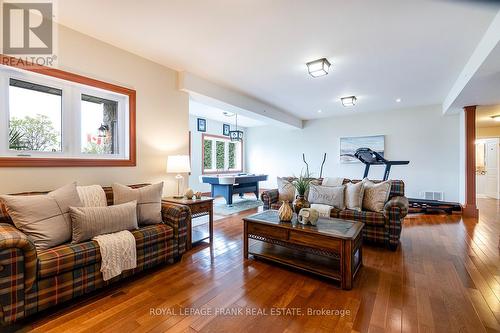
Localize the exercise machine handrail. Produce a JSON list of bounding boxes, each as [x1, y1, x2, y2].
[[354, 148, 409, 181]]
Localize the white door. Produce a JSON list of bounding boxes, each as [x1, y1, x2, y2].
[[485, 139, 499, 199]]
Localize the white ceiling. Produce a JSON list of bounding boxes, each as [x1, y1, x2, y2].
[[189, 99, 265, 127], [57, 0, 499, 120], [449, 41, 500, 110], [477, 105, 500, 128]]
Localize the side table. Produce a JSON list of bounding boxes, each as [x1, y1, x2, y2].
[[162, 197, 214, 250]]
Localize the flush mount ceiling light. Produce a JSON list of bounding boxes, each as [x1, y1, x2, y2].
[[396, 98, 402, 103], [306, 58, 331, 78], [492, 115, 500, 122], [341, 96, 357, 107]]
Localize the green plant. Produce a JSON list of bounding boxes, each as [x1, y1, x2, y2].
[[216, 141, 225, 169], [291, 171, 313, 196], [8, 128, 26, 150], [203, 140, 212, 169], [9, 115, 60, 151]]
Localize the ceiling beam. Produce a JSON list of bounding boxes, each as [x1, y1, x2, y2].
[[178, 72, 303, 129], [442, 10, 500, 114]]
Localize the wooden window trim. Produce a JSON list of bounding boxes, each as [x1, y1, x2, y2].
[[201, 133, 243, 175], [0, 54, 136, 167]]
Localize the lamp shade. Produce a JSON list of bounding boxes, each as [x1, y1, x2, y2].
[[166, 155, 191, 173]]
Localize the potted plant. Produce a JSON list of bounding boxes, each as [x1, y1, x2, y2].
[[291, 171, 313, 214]]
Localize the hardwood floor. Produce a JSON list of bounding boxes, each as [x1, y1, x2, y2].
[[9, 199, 500, 333]]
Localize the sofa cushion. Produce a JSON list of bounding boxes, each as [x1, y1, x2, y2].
[[113, 182, 163, 225], [37, 224, 173, 279], [345, 181, 365, 211], [277, 177, 295, 202], [70, 201, 138, 243], [77, 185, 107, 207], [0, 183, 83, 251], [362, 179, 391, 212], [308, 184, 345, 209], [338, 209, 386, 226]]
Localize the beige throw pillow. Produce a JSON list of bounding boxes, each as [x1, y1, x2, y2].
[[362, 179, 391, 212], [0, 183, 83, 251], [70, 200, 138, 243], [77, 185, 107, 207], [345, 181, 365, 211], [113, 183, 163, 225], [308, 184, 345, 209], [277, 177, 295, 202], [322, 177, 344, 187]]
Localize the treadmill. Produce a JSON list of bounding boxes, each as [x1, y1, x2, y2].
[[353, 148, 461, 214]]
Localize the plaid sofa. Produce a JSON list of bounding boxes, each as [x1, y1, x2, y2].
[[0, 184, 191, 325], [261, 179, 408, 251]]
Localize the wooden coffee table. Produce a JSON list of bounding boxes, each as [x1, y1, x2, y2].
[[243, 210, 364, 289]]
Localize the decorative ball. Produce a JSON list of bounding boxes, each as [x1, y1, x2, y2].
[[184, 188, 194, 199]]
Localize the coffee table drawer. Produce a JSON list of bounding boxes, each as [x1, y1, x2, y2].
[[289, 231, 341, 252], [248, 223, 288, 241]]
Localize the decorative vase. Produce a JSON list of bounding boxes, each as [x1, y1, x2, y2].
[[183, 188, 194, 199], [278, 201, 293, 222], [293, 195, 310, 214]]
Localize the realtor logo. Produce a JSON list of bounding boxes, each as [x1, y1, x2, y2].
[[2, 2, 53, 54]]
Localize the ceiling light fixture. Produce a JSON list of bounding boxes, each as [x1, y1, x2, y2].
[[396, 98, 401, 103], [223, 111, 235, 117], [317, 109, 322, 113], [492, 115, 500, 122], [306, 58, 331, 78], [341, 96, 357, 107], [229, 114, 244, 142]]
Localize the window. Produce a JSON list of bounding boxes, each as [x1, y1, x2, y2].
[[8, 79, 62, 153], [0, 55, 136, 167], [202, 134, 242, 174], [81, 94, 119, 155]]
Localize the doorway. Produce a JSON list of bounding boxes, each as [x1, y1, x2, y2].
[[475, 105, 500, 207]]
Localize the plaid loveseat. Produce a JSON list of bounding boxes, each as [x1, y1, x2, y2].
[[0, 184, 191, 325], [261, 179, 408, 251]]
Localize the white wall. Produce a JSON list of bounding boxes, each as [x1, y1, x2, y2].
[[0, 25, 189, 195], [188, 115, 247, 193], [246, 105, 461, 202]]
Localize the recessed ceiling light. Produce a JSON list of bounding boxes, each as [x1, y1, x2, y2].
[[306, 58, 331, 78], [396, 98, 401, 103], [491, 115, 500, 122], [317, 109, 322, 113], [341, 96, 357, 107]]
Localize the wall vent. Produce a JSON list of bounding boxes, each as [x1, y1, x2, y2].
[[421, 191, 444, 201]]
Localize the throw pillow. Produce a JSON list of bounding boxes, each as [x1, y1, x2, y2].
[[345, 181, 365, 211], [77, 185, 107, 207], [277, 177, 295, 202], [308, 184, 345, 209], [0, 183, 83, 251], [362, 179, 391, 212], [322, 177, 344, 187], [70, 200, 138, 243], [112, 183, 163, 225]]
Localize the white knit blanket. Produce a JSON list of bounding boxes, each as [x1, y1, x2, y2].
[[310, 204, 333, 218], [93, 230, 137, 281]]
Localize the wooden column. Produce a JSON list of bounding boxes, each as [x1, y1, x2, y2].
[[463, 106, 479, 218]]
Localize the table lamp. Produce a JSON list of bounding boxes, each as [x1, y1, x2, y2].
[[167, 155, 191, 198]]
